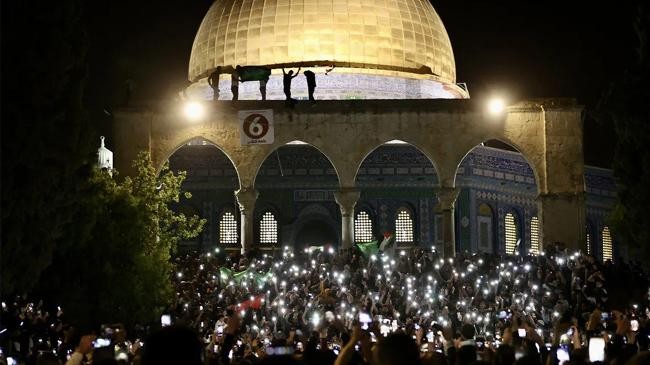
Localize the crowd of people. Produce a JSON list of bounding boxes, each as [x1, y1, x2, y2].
[[1, 243, 649, 365]]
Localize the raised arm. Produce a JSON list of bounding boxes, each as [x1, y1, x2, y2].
[[334, 325, 363, 365]]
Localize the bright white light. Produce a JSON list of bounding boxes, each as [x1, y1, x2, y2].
[[488, 98, 505, 115], [183, 101, 205, 121]]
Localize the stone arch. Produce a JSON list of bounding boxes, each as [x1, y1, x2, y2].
[[252, 140, 342, 189], [159, 136, 242, 188], [353, 139, 441, 187], [452, 138, 541, 191]]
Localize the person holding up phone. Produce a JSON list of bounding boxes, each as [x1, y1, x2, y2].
[[64, 332, 95, 365], [446, 324, 477, 365]]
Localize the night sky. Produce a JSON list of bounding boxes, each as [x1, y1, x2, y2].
[[83, 0, 642, 168]]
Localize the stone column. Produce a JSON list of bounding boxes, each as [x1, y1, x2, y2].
[[537, 192, 585, 252], [235, 188, 259, 254], [436, 187, 460, 258], [334, 189, 361, 249]]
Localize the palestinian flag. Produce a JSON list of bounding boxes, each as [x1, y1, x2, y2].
[[379, 232, 396, 252]]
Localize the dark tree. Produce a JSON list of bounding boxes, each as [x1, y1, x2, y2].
[[1, 0, 94, 294], [36, 154, 205, 328], [596, 3, 650, 262]]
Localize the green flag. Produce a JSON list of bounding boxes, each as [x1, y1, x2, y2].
[[253, 269, 274, 287], [356, 241, 379, 258], [220, 267, 233, 282], [232, 268, 250, 283], [238, 66, 272, 82]]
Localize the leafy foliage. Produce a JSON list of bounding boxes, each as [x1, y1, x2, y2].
[[37, 153, 205, 328]]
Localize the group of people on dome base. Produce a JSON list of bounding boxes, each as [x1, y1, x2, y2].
[[207, 65, 321, 102], [1, 241, 649, 365]]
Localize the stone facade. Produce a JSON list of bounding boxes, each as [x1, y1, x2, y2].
[[164, 142, 615, 259], [113, 98, 587, 255]]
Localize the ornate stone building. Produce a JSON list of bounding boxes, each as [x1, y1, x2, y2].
[[167, 141, 616, 260], [113, 0, 616, 259]]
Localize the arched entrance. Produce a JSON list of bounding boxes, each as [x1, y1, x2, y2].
[[354, 140, 439, 248], [454, 139, 539, 255], [167, 137, 240, 249], [254, 141, 341, 249]]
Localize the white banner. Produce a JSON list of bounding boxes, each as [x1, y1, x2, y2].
[[239, 109, 274, 145]]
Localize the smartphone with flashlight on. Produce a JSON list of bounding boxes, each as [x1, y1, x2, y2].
[[359, 312, 372, 330], [557, 346, 570, 365], [93, 338, 111, 348], [517, 328, 526, 337], [161, 314, 171, 327], [475, 337, 486, 351], [588, 337, 605, 362]]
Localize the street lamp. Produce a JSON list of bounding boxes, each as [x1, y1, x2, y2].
[[183, 101, 205, 121], [488, 98, 506, 115]]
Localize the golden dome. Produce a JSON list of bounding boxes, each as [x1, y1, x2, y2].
[[189, 0, 456, 84]]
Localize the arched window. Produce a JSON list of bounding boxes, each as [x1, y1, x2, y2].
[[259, 212, 278, 244], [530, 216, 540, 255], [219, 211, 238, 245], [395, 208, 414, 243], [504, 212, 518, 255], [602, 226, 613, 261], [354, 211, 374, 243]]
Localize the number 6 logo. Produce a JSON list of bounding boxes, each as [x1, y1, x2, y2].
[[243, 114, 269, 139]]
